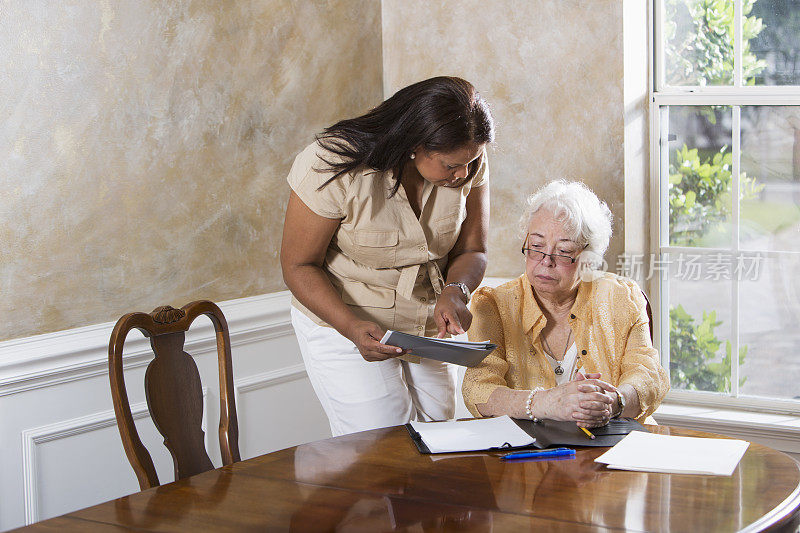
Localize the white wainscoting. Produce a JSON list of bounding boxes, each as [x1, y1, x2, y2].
[[4, 283, 797, 530], [0, 291, 331, 531]]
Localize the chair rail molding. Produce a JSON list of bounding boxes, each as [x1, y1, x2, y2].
[[0, 292, 294, 396], [234, 364, 308, 397]]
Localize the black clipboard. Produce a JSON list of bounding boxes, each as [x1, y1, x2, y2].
[[513, 418, 648, 448], [405, 424, 432, 454], [405, 418, 648, 454]]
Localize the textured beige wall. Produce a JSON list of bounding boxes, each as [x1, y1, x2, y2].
[[382, 0, 626, 278], [0, 1, 382, 341], [3, 0, 631, 341]]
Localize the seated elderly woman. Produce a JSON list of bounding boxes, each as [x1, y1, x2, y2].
[[463, 180, 669, 427]]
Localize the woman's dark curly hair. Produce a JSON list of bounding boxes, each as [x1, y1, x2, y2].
[[315, 76, 494, 196]]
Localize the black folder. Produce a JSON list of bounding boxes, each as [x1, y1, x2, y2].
[[405, 417, 648, 454], [513, 418, 648, 448], [381, 330, 496, 367]]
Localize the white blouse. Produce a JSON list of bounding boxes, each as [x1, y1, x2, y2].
[[545, 344, 585, 385]]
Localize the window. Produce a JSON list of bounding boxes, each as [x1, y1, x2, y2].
[[650, 0, 800, 411]]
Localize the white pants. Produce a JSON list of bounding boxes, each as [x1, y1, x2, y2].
[[291, 307, 456, 437]]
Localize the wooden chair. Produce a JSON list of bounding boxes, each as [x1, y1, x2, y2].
[[108, 300, 240, 490], [642, 290, 654, 343]]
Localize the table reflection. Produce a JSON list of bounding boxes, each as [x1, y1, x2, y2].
[[291, 443, 496, 531], [111, 468, 233, 529], [56, 425, 800, 532]]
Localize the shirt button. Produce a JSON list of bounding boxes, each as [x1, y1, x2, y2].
[[416, 325, 424, 331], [418, 245, 426, 252], [581, 349, 587, 355], [570, 314, 576, 319], [419, 297, 427, 303]]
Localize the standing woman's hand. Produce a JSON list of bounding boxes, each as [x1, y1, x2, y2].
[[345, 320, 405, 362], [434, 287, 472, 338], [435, 180, 490, 338]]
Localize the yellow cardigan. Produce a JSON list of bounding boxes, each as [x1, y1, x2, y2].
[[463, 273, 670, 422]]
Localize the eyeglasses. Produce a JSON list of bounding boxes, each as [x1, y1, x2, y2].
[[521, 240, 587, 266]]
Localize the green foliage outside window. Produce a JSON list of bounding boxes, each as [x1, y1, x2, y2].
[[669, 305, 747, 392], [665, 0, 767, 392], [664, 0, 767, 86], [665, 0, 768, 247], [667, 145, 760, 391], [669, 144, 764, 247]]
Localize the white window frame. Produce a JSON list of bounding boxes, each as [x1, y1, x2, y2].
[[648, 0, 800, 415]]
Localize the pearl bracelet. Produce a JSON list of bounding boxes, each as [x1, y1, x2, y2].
[[525, 387, 546, 422]]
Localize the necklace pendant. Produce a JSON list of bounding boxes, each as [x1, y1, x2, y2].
[[554, 365, 564, 375]]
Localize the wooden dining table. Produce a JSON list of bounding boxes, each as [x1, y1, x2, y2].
[[16, 424, 800, 532]]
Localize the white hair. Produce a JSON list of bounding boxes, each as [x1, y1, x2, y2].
[[519, 180, 613, 269]]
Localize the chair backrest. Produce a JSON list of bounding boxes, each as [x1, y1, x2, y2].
[[108, 300, 240, 490], [641, 290, 654, 343]]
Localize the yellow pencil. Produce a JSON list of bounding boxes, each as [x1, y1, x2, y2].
[[580, 426, 596, 440]]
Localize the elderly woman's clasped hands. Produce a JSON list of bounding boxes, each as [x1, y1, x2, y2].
[[535, 372, 618, 428]]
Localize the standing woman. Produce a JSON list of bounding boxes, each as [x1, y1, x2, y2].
[[281, 77, 494, 436]]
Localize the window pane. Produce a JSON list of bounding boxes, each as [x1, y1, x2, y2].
[[664, 0, 734, 86], [667, 254, 734, 393], [740, 106, 800, 252], [739, 253, 800, 400], [749, 0, 800, 86], [667, 106, 734, 247]]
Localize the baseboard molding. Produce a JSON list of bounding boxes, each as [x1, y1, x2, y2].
[[0, 292, 294, 397]]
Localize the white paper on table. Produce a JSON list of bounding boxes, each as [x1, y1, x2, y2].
[[409, 415, 535, 454], [594, 431, 750, 476]]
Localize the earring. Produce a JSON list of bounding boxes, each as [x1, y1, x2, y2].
[[410, 152, 416, 159]]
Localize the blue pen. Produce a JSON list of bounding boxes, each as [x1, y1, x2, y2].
[[500, 447, 576, 461]]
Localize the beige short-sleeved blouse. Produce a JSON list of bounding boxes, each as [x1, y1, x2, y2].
[[287, 140, 488, 342]]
